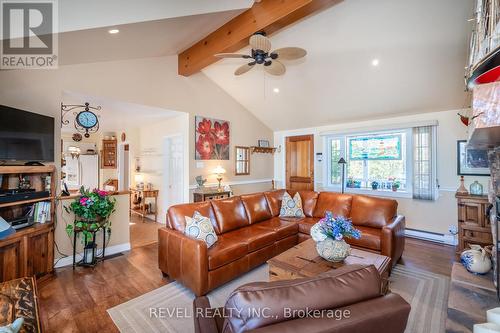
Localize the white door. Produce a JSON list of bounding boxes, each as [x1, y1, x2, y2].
[[118, 143, 130, 191], [164, 135, 184, 208]]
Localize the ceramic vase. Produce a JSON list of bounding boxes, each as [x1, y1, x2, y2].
[[316, 238, 351, 262], [460, 244, 492, 274]]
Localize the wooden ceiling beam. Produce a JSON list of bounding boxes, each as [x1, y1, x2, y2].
[[178, 0, 341, 76]]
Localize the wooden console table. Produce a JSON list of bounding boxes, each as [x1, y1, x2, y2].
[[193, 188, 231, 202], [130, 189, 159, 222]]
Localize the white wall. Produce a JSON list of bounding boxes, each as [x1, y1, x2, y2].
[[134, 113, 189, 223], [274, 109, 490, 235]]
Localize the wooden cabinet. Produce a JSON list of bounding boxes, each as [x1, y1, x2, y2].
[[0, 224, 54, 281], [0, 166, 55, 282], [456, 194, 492, 253], [102, 139, 117, 169]]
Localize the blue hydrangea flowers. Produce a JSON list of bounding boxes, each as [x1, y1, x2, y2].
[[318, 211, 361, 241]]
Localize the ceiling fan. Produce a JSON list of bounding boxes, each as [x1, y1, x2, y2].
[[214, 32, 307, 76]]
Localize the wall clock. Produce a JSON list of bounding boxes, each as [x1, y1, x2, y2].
[[61, 102, 101, 138]]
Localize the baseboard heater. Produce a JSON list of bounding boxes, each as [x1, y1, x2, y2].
[[405, 228, 457, 246]]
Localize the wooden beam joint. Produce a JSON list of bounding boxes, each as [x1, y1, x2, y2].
[[178, 0, 341, 76]]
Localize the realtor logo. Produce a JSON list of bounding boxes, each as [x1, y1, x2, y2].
[[1, 0, 58, 69]]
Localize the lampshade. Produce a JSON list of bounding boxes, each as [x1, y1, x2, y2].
[[134, 174, 144, 183], [338, 157, 346, 164], [213, 166, 226, 175]]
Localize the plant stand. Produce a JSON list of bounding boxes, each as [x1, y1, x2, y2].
[[72, 224, 107, 269]]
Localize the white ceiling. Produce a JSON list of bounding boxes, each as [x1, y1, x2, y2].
[[203, 0, 473, 131], [58, 10, 243, 65], [61, 91, 182, 133], [57, 0, 253, 33]]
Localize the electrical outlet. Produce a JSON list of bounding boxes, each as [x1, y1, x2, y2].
[[448, 224, 458, 235]]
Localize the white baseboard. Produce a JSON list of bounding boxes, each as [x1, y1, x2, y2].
[[54, 242, 131, 268], [405, 229, 458, 246]]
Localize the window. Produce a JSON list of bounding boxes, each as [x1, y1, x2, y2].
[[326, 129, 413, 197]]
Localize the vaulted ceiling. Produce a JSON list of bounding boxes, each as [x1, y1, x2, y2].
[[202, 0, 473, 131]]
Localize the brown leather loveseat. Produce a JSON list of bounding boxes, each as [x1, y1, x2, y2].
[[193, 265, 411, 333], [159, 189, 405, 296]]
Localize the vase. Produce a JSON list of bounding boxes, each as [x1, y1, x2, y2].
[[316, 238, 350, 262], [460, 244, 492, 274], [470, 180, 483, 196]]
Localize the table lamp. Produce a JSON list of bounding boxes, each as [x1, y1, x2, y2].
[[134, 173, 144, 190], [213, 166, 226, 191]]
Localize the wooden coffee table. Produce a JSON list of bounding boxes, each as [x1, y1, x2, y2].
[[268, 239, 391, 293]]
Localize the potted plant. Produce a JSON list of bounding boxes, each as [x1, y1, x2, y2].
[[346, 177, 355, 188], [309, 212, 361, 262], [371, 181, 379, 190], [392, 181, 400, 192], [65, 187, 116, 241]]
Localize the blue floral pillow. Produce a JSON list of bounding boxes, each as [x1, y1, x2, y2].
[[279, 192, 305, 218], [184, 211, 218, 248]]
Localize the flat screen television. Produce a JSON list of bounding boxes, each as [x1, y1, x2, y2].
[[0, 105, 55, 162]]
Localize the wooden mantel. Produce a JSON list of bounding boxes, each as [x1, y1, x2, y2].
[[178, 0, 342, 76]]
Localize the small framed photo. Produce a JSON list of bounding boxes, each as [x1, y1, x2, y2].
[[457, 140, 490, 176], [258, 140, 270, 148]]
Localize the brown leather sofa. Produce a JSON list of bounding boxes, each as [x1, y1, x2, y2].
[[193, 265, 411, 333], [159, 189, 405, 296]]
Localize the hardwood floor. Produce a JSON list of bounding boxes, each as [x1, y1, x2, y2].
[[38, 244, 171, 333], [399, 237, 457, 276], [129, 215, 163, 248], [37, 237, 456, 332]]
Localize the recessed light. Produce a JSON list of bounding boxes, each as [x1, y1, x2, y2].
[[371, 59, 379, 66], [108, 29, 120, 34], [273, 87, 280, 93]]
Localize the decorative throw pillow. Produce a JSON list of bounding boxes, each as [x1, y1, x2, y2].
[[184, 211, 218, 248], [279, 192, 305, 218]]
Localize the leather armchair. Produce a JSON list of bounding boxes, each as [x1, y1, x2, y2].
[[193, 265, 411, 333]]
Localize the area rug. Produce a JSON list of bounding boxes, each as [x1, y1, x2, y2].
[[107, 264, 449, 333]]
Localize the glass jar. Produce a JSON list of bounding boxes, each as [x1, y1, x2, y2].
[[469, 180, 483, 196]]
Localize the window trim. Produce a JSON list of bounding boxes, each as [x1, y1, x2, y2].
[[324, 128, 413, 199]]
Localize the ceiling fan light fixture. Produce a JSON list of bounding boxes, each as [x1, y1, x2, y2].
[[273, 87, 280, 93], [216, 32, 306, 76]]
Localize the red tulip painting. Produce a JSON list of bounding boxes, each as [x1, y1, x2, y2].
[[195, 116, 230, 160]]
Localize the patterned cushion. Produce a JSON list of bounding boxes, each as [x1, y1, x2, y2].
[[184, 211, 218, 248], [279, 192, 305, 218]]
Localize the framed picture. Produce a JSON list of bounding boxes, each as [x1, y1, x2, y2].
[[258, 140, 270, 148], [195, 116, 230, 160], [457, 140, 490, 176]]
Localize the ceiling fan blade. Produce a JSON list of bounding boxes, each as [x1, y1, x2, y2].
[[214, 53, 251, 59], [249, 34, 271, 52], [234, 63, 255, 76], [264, 60, 286, 76], [273, 47, 307, 60]]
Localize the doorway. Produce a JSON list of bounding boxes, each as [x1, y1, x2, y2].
[[285, 134, 314, 190]]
